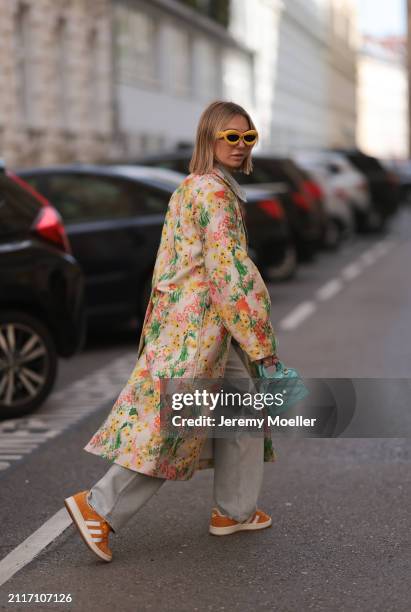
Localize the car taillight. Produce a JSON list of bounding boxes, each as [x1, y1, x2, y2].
[[33, 206, 71, 253], [257, 198, 285, 220], [291, 191, 311, 211], [303, 180, 323, 200], [7, 171, 71, 254]]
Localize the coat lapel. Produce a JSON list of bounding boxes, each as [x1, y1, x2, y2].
[[211, 165, 247, 203]]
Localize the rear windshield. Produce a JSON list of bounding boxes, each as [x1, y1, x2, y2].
[[347, 153, 383, 173], [21, 172, 172, 222], [142, 158, 191, 175], [235, 158, 301, 189], [0, 174, 42, 238]]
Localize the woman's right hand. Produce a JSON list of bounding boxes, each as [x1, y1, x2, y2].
[[255, 354, 280, 369]]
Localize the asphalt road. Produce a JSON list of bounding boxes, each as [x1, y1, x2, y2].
[[0, 206, 410, 612]]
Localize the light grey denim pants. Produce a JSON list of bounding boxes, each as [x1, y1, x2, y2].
[[87, 340, 264, 532]]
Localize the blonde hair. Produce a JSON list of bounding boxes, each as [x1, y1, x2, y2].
[[189, 100, 256, 175]]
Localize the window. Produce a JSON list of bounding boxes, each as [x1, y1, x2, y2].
[[196, 39, 218, 98], [222, 49, 253, 108], [87, 28, 102, 130], [14, 3, 33, 123], [121, 180, 169, 215], [143, 157, 191, 174], [37, 174, 137, 223], [138, 186, 169, 214], [114, 5, 158, 86], [168, 27, 192, 96], [55, 17, 70, 128], [234, 160, 287, 185]]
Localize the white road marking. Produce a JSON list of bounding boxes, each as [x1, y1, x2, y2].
[[279, 237, 398, 331], [0, 455, 22, 460], [370, 244, 387, 258], [0, 462, 11, 470], [0, 351, 136, 474], [371, 241, 396, 259], [0, 507, 71, 587], [0, 439, 40, 446], [379, 238, 396, 250], [360, 250, 378, 266], [0, 435, 52, 442], [0, 443, 38, 450], [0, 450, 38, 456], [316, 279, 343, 301], [36, 417, 79, 424], [341, 262, 362, 281], [0, 450, 37, 457], [279, 301, 317, 330]]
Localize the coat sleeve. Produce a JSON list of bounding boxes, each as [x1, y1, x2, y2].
[[193, 178, 278, 362]]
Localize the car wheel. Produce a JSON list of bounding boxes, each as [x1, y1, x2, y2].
[[0, 311, 58, 419], [403, 187, 411, 206], [265, 243, 298, 282], [323, 218, 342, 251], [366, 209, 386, 233], [354, 209, 369, 233], [297, 239, 317, 262]]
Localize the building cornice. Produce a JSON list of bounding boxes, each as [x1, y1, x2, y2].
[[146, 0, 253, 56]]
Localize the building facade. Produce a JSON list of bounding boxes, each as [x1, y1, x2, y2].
[[0, 0, 254, 166], [326, 0, 358, 148], [229, 0, 358, 153], [270, 0, 329, 152], [110, 0, 253, 159], [228, 0, 282, 152], [357, 35, 409, 159], [0, 0, 113, 168], [0, 0, 367, 168]]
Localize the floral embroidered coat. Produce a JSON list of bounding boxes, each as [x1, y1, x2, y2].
[[84, 166, 278, 480]]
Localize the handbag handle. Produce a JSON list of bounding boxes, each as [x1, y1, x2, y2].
[[256, 361, 289, 378]]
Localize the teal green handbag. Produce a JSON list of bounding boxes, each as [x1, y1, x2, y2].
[[256, 361, 310, 417]]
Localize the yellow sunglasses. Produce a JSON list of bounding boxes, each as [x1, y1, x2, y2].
[[216, 129, 259, 146]]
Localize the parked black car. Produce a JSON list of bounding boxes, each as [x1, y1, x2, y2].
[[235, 155, 328, 257], [118, 168, 298, 282], [329, 148, 401, 231], [0, 166, 86, 418], [17, 164, 297, 328], [129, 150, 325, 262], [17, 165, 178, 327], [381, 158, 411, 205], [232, 183, 298, 282]]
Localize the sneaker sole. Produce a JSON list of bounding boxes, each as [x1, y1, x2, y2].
[[209, 518, 272, 536], [64, 496, 112, 562]]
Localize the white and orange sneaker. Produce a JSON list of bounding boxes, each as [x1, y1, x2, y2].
[[64, 490, 113, 562], [209, 507, 272, 536]]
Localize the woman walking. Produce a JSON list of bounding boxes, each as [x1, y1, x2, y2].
[[64, 100, 280, 562]]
